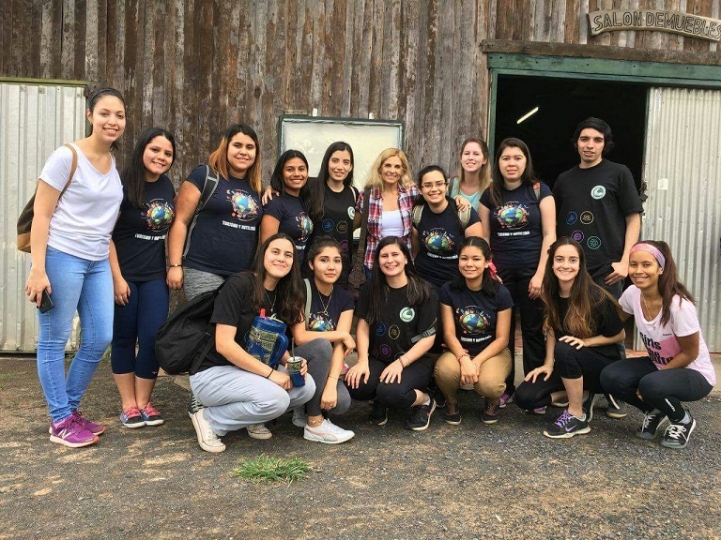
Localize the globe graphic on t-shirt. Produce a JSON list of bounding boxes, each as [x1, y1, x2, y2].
[[459, 308, 490, 334], [229, 191, 258, 220], [150, 205, 171, 226], [498, 206, 525, 227], [425, 230, 451, 253]]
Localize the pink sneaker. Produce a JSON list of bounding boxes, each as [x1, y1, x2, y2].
[[49, 415, 99, 448], [73, 410, 106, 435], [498, 392, 514, 409]]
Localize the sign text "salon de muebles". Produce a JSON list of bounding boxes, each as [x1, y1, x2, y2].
[[588, 9, 721, 42]]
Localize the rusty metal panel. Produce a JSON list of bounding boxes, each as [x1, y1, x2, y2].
[[0, 82, 86, 353], [642, 87, 721, 351]]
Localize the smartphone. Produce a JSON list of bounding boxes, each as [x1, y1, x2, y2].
[[39, 290, 54, 314]]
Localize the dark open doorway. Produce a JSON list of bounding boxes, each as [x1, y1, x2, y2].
[[493, 75, 647, 191]]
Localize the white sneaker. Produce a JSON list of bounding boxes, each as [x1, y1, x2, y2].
[[190, 409, 225, 453], [247, 423, 273, 440], [292, 407, 307, 428], [304, 418, 355, 444]]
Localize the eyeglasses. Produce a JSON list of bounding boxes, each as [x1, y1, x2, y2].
[[420, 181, 447, 190]]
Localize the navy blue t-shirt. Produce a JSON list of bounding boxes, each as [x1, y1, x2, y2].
[[303, 278, 355, 332], [439, 282, 514, 356], [356, 283, 439, 365], [183, 165, 263, 276], [480, 182, 552, 269], [264, 192, 314, 254], [413, 203, 480, 289], [112, 174, 176, 282]]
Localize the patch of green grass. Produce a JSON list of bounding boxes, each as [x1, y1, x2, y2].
[[232, 454, 311, 485]]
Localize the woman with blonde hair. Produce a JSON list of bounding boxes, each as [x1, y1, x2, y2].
[[353, 148, 418, 274], [448, 137, 491, 214]]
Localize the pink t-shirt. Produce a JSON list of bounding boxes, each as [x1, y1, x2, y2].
[[620, 285, 715, 386]]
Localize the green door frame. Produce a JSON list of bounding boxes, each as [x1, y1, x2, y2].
[[487, 53, 721, 157]]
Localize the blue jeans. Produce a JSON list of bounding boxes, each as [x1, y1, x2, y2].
[[112, 279, 169, 379], [36, 246, 114, 422]]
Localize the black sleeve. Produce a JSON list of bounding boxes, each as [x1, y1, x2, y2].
[[355, 282, 371, 321], [210, 273, 254, 327], [596, 295, 624, 338], [416, 288, 439, 334]]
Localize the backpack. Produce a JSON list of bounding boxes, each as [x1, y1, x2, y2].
[[412, 199, 472, 230], [182, 165, 220, 258], [155, 282, 225, 375], [303, 278, 313, 329]]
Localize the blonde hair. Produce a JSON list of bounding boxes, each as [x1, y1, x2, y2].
[[363, 148, 413, 190], [457, 137, 491, 194]]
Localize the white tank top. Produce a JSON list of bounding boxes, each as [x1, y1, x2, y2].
[[381, 210, 404, 238]]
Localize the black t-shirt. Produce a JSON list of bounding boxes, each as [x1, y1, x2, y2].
[[554, 160, 643, 278], [303, 278, 355, 332], [480, 182, 552, 270], [439, 282, 514, 356], [264, 192, 314, 254], [112, 174, 176, 282], [413, 203, 480, 289], [356, 283, 439, 365], [555, 289, 624, 360], [183, 165, 263, 276], [198, 272, 276, 371]]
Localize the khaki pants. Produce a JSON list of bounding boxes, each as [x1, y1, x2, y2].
[[434, 348, 512, 404]]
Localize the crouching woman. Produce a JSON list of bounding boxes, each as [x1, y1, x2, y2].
[[188, 233, 318, 452]]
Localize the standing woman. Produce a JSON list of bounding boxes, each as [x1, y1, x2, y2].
[[167, 123, 263, 300], [353, 149, 418, 274], [412, 165, 483, 290], [516, 238, 625, 439], [600, 241, 715, 448], [25, 87, 126, 448], [260, 150, 314, 255], [479, 138, 556, 406], [109, 128, 176, 428], [435, 237, 513, 425], [306, 142, 358, 287], [448, 137, 492, 214], [289, 237, 356, 444], [188, 233, 319, 453], [345, 236, 439, 431]]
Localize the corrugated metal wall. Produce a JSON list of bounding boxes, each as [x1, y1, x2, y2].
[[642, 87, 721, 350], [0, 82, 86, 352]]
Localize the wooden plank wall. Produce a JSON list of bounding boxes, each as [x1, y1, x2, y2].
[[1, 0, 718, 183], [0, 0, 491, 185]]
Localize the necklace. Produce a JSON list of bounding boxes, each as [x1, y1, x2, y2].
[[640, 295, 661, 323], [318, 287, 333, 315], [265, 289, 277, 314]]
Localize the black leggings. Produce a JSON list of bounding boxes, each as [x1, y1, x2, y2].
[[515, 340, 618, 410], [346, 356, 435, 409], [600, 358, 713, 422]]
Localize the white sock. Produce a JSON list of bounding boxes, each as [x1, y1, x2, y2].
[[422, 397, 431, 406]]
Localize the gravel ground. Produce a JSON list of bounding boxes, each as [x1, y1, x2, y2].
[[1, 357, 720, 540]]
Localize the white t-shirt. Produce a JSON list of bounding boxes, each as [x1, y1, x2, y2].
[[380, 210, 404, 238], [39, 144, 123, 261], [620, 285, 715, 386]]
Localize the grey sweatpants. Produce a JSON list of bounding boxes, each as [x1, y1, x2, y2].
[[183, 267, 225, 300], [189, 341, 323, 436]]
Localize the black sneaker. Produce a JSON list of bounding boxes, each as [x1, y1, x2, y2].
[[188, 393, 205, 418], [481, 400, 500, 425], [636, 409, 668, 440], [661, 416, 696, 449], [582, 392, 599, 422], [370, 401, 388, 426], [441, 404, 462, 426], [428, 382, 446, 408], [406, 398, 436, 431], [605, 394, 628, 419], [543, 409, 591, 439]]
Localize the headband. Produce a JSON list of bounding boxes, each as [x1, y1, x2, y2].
[[630, 243, 665, 270]]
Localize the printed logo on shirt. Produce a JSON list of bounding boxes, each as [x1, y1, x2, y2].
[[388, 325, 401, 340], [587, 236, 602, 250], [580, 211, 594, 225], [322, 218, 334, 233], [347, 206, 355, 220], [308, 312, 336, 332], [566, 212, 578, 225], [571, 230, 585, 243], [143, 199, 175, 231], [379, 344, 392, 359], [336, 221, 348, 234], [456, 306, 491, 335], [297, 212, 313, 242], [376, 323, 387, 336], [423, 228, 454, 255], [495, 202, 530, 229], [399, 307, 415, 322], [227, 189, 260, 221], [590, 185, 606, 199]]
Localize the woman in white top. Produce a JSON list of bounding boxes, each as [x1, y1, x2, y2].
[[25, 87, 126, 448], [600, 240, 716, 449]]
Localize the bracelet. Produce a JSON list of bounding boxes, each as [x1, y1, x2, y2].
[[265, 367, 274, 378], [169, 264, 182, 268], [398, 356, 407, 368]]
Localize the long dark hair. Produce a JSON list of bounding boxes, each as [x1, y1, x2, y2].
[[270, 150, 312, 211], [450, 237, 498, 296], [490, 137, 538, 207], [251, 233, 304, 325], [121, 128, 175, 209], [541, 237, 618, 339], [634, 240, 695, 326], [86, 87, 126, 151], [365, 236, 431, 324], [413, 164, 465, 230], [310, 142, 355, 222], [208, 123, 262, 193], [306, 236, 343, 274]]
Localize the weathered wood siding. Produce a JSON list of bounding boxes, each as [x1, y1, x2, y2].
[[1, 0, 718, 182]]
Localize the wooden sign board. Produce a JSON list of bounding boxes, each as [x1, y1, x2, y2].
[[588, 10, 721, 42]]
